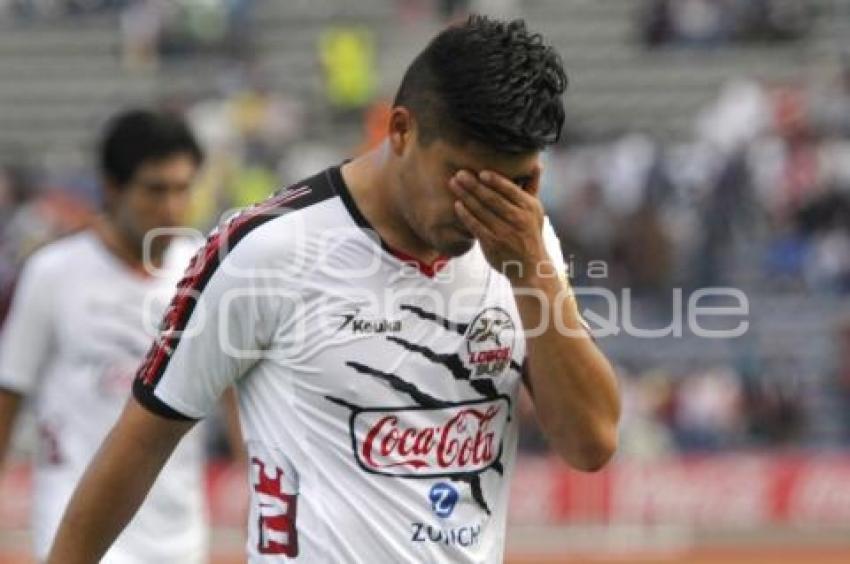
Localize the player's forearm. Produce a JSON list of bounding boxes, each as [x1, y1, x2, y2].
[[0, 388, 24, 470], [48, 398, 193, 563], [514, 274, 620, 472]]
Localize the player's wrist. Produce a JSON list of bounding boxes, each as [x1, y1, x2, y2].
[[505, 254, 556, 288]]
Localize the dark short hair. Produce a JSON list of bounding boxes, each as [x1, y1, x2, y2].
[[393, 15, 567, 154], [98, 109, 203, 187]]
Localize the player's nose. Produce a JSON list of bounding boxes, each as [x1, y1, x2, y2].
[[159, 191, 189, 227]]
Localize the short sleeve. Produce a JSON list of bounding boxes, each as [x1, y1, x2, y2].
[[133, 229, 280, 420], [542, 215, 567, 277], [541, 215, 592, 334], [0, 253, 57, 395], [134, 184, 323, 420]]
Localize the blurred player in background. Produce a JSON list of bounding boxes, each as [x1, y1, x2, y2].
[[0, 109, 230, 563], [49, 16, 620, 563]]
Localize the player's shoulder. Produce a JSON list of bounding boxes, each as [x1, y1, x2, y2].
[[20, 230, 98, 278], [215, 165, 344, 264]]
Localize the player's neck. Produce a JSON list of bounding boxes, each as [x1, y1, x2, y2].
[[93, 217, 161, 276], [342, 148, 443, 264]]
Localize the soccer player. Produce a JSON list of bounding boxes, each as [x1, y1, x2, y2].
[[49, 16, 620, 563], [0, 109, 214, 563]]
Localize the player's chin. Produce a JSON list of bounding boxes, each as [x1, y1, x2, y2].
[[146, 233, 174, 257], [152, 233, 175, 248], [434, 227, 475, 257]]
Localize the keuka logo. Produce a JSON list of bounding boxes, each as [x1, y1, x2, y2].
[[335, 308, 402, 335]]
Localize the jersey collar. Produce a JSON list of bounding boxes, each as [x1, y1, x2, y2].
[[327, 165, 450, 278]]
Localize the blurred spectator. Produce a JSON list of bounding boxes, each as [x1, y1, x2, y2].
[[319, 25, 378, 122], [184, 81, 306, 228], [641, 0, 812, 48], [229, 79, 303, 167], [357, 98, 392, 155], [807, 57, 850, 138], [438, 0, 469, 21], [642, 0, 674, 47], [670, 0, 729, 46], [120, 0, 254, 68], [121, 0, 163, 71], [0, 182, 93, 326], [696, 79, 772, 154], [742, 360, 806, 446], [613, 203, 674, 297], [5, 0, 130, 20], [737, 0, 814, 42], [470, 0, 518, 20], [835, 317, 850, 445], [0, 165, 34, 326], [673, 367, 745, 450], [159, 0, 228, 56], [618, 369, 676, 459], [0, 165, 30, 228]]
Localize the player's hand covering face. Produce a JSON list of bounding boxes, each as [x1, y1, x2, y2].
[[449, 165, 549, 284]]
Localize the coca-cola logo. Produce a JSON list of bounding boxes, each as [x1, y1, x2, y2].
[[349, 397, 511, 478]]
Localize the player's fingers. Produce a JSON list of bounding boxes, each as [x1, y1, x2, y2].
[[453, 171, 518, 223], [454, 200, 495, 242], [525, 163, 543, 198], [449, 175, 508, 228], [479, 170, 536, 209]]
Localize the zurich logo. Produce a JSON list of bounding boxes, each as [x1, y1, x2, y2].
[[428, 483, 459, 518]]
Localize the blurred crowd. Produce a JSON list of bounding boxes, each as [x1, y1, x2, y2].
[[2, 1, 850, 459], [0, 0, 253, 69], [640, 0, 814, 48], [0, 0, 126, 19], [547, 64, 850, 298], [519, 61, 850, 455], [6, 60, 850, 457]]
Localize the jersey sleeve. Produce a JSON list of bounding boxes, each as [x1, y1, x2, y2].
[[0, 252, 57, 395], [542, 215, 592, 333], [133, 226, 282, 420], [542, 215, 568, 278]]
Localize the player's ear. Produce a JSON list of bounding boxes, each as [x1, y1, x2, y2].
[[101, 177, 122, 214], [388, 107, 413, 156]]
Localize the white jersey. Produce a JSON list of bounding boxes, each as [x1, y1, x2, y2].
[[0, 231, 208, 563], [134, 166, 567, 563]]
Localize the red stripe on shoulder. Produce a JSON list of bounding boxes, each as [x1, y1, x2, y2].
[[136, 186, 313, 387]]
